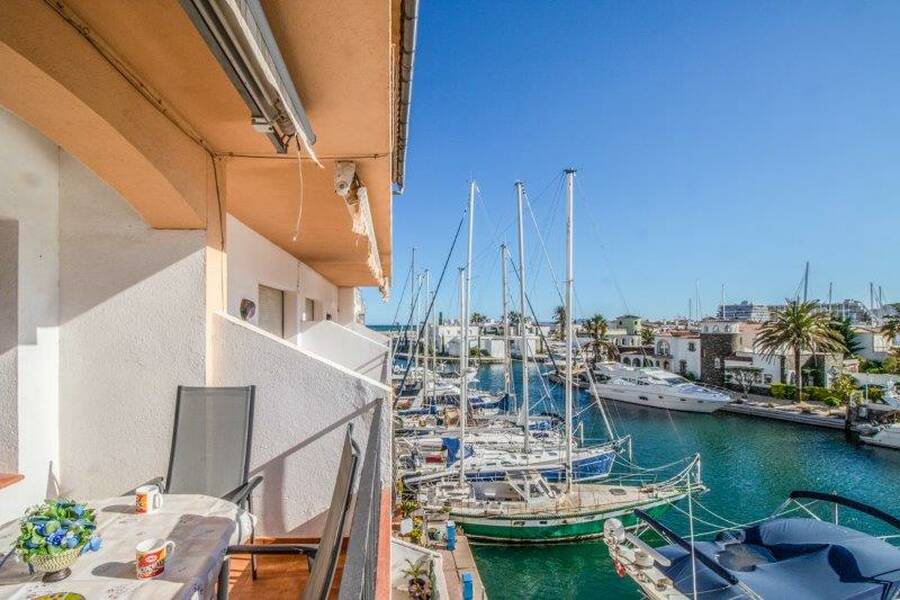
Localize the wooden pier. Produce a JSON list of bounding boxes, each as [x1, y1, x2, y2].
[[438, 530, 488, 599]]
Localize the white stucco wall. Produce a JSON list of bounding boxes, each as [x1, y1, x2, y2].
[[226, 214, 338, 343], [57, 152, 208, 499], [211, 312, 390, 536], [337, 286, 365, 325], [0, 220, 17, 473], [298, 320, 389, 384], [666, 337, 701, 377], [854, 330, 893, 362], [0, 108, 61, 522], [344, 321, 390, 346]]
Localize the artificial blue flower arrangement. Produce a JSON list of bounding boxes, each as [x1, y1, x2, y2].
[[15, 499, 102, 582]]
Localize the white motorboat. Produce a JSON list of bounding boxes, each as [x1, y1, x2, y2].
[[589, 365, 733, 413], [858, 423, 900, 450]]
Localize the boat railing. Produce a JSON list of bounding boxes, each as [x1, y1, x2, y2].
[[780, 490, 900, 532]]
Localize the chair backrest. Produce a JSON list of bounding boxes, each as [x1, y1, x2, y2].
[[166, 386, 255, 498], [304, 425, 360, 600]]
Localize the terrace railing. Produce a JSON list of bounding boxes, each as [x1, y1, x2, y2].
[[339, 399, 388, 600]]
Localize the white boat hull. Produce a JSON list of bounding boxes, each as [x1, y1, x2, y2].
[[590, 384, 729, 413], [859, 424, 900, 450]]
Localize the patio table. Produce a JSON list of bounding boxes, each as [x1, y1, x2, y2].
[[0, 494, 254, 600]]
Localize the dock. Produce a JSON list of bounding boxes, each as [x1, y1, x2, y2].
[[438, 530, 488, 599], [721, 399, 848, 430]]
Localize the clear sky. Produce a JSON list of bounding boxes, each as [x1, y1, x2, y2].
[[363, 1, 900, 325]]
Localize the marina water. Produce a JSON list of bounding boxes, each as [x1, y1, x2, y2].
[[470, 362, 900, 599]]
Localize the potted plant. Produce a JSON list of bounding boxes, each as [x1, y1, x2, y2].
[[402, 557, 432, 600], [15, 499, 102, 582], [400, 498, 420, 519]]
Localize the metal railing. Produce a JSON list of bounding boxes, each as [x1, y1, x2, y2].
[[339, 399, 388, 600]]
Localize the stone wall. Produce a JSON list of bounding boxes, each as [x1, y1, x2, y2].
[[699, 332, 739, 386]]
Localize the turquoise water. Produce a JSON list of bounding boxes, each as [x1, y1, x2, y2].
[[469, 362, 900, 599]]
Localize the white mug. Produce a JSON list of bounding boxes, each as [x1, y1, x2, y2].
[[136, 538, 175, 579], [135, 484, 163, 514]]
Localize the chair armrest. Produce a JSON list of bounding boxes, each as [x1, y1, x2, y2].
[[225, 543, 318, 557], [122, 476, 165, 496], [222, 475, 263, 506]]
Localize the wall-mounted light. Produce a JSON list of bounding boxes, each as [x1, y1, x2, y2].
[[240, 298, 256, 321]]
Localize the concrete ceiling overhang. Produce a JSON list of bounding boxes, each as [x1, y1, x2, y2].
[[0, 0, 397, 288]]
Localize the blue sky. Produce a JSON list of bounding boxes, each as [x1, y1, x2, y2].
[[363, 1, 900, 325]]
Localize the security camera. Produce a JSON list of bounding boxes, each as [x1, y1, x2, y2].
[[334, 161, 357, 199]]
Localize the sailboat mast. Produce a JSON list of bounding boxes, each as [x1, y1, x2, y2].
[[424, 269, 431, 402], [515, 181, 530, 454], [501, 244, 512, 402], [409, 247, 416, 359], [803, 261, 809, 302], [458, 267, 467, 483], [564, 168, 576, 491], [460, 180, 476, 485]]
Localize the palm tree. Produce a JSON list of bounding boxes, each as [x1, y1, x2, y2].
[[583, 313, 618, 364], [508, 310, 523, 330], [882, 317, 900, 345], [640, 326, 655, 346], [470, 312, 487, 353], [755, 300, 847, 402], [553, 305, 567, 340]]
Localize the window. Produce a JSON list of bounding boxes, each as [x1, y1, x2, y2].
[[688, 342, 696, 352], [764, 374, 773, 384], [258, 284, 285, 338], [303, 297, 315, 322]]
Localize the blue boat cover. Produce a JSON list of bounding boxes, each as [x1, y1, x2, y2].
[[658, 518, 900, 600], [442, 437, 474, 464]]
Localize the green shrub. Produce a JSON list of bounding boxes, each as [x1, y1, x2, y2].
[[831, 374, 858, 403], [866, 386, 884, 402], [822, 396, 843, 407], [805, 387, 831, 403], [770, 383, 798, 400]]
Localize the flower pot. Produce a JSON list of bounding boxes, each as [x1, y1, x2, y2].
[[29, 548, 81, 582]]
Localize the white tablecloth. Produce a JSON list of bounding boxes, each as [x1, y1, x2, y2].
[[0, 494, 254, 600]]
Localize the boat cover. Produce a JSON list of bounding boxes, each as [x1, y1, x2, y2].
[[442, 437, 475, 464], [657, 518, 900, 600]]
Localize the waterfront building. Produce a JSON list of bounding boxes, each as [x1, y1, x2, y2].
[[717, 300, 771, 322], [1, 1, 417, 595], [853, 326, 898, 362], [699, 321, 760, 386], [655, 331, 702, 378]]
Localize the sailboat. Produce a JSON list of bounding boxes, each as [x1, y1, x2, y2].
[[397, 179, 619, 489], [424, 171, 703, 543]]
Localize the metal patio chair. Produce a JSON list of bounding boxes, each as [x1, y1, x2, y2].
[[216, 424, 360, 600], [129, 385, 263, 577]]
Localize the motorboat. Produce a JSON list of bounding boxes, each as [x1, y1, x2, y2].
[[604, 490, 900, 600], [589, 364, 733, 413], [858, 422, 900, 450]]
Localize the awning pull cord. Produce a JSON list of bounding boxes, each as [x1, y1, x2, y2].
[[291, 137, 305, 242]]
